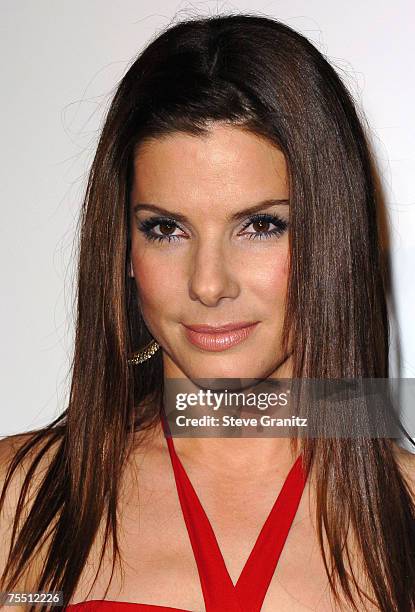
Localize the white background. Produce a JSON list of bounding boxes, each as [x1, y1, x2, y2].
[[1, 0, 414, 437]]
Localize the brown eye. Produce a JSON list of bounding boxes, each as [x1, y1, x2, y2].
[[159, 221, 176, 236], [138, 216, 185, 243], [239, 213, 289, 241], [252, 219, 271, 233]]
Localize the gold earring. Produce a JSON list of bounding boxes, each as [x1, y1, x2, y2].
[[127, 339, 160, 365]]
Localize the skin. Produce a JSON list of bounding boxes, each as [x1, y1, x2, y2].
[[129, 123, 292, 382]]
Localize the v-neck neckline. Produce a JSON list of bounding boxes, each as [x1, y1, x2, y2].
[[161, 410, 308, 612]]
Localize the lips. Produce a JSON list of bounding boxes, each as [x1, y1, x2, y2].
[[182, 321, 259, 351], [184, 321, 257, 332]]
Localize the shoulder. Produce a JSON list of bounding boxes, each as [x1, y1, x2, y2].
[[0, 431, 39, 508], [392, 441, 415, 501], [0, 430, 62, 593], [0, 430, 60, 495]]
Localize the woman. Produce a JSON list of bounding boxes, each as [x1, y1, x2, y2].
[[1, 13, 415, 612]]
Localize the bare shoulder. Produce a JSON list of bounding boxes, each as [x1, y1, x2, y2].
[[0, 430, 60, 496], [392, 441, 415, 501], [0, 430, 62, 599], [0, 431, 41, 509]]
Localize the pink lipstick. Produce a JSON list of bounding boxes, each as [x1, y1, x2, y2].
[[182, 321, 259, 352]]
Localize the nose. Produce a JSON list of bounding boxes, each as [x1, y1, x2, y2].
[[188, 238, 240, 307]]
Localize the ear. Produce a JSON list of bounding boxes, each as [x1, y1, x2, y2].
[[128, 260, 134, 278]]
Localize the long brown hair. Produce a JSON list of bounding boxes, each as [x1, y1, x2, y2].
[[1, 13, 414, 612]]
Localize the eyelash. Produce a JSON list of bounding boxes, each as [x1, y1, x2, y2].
[[137, 213, 289, 244]]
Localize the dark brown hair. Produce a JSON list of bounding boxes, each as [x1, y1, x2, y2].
[[1, 13, 414, 612]]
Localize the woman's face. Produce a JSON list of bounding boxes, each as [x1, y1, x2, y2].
[[129, 123, 291, 380]]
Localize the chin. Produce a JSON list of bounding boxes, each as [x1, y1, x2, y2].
[[183, 360, 270, 382]]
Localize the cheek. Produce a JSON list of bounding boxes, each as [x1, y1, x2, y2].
[[246, 247, 289, 306], [131, 250, 180, 312]]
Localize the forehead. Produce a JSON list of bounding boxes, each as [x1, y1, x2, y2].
[[131, 125, 289, 210]]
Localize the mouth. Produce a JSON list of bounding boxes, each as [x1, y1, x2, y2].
[[182, 321, 259, 352]]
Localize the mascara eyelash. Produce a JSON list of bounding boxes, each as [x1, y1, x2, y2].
[[240, 213, 289, 241], [138, 216, 184, 243], [137, 212, 289, 243]]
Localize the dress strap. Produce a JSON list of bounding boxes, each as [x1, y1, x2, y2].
[[160, 409, 308, 612]]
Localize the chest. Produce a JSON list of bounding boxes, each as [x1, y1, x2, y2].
[[69, 450, 376, 611]]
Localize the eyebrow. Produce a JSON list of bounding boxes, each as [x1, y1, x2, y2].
[[132, 198, 289, 223]]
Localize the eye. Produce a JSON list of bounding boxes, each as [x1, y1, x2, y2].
[[137, 217, 187, 243], [239, 213, 289, 240]]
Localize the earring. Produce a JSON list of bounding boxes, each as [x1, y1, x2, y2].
[[127, 339, 160, 365]]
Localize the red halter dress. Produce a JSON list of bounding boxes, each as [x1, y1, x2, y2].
[[66, 412, 308, 611]]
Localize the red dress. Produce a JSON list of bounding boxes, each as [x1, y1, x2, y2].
[[66, 412, 308, 611]]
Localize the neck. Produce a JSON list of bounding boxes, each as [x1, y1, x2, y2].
[[156, 375, 300, 478], [173, 435, 298, 480]]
